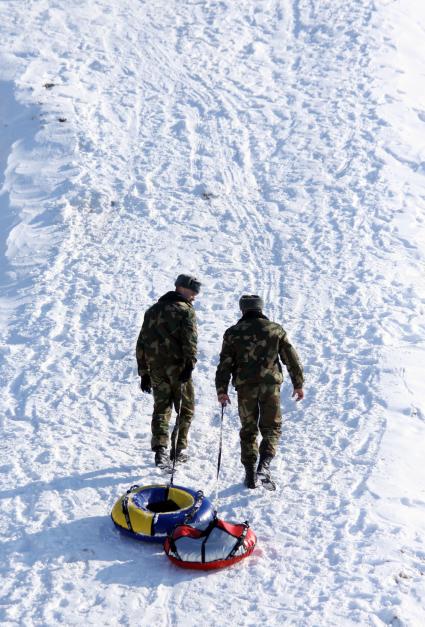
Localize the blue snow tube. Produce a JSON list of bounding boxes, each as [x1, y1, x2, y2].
[[111, 484, 215, 543]]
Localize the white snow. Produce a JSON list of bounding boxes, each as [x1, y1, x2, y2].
[[1, 0, 425, 625]]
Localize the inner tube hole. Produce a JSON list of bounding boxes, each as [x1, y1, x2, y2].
[[147, 499, 181, 513]]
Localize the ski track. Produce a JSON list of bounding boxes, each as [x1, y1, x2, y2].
[[0, 0, 424, 625]]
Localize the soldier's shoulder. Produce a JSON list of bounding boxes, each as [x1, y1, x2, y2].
[[168, 300, 196, 322], [223, 323, 239, 338], [178, 300, 195, 314], [144, 302, 159, 317], [263, 318, 286, 335], [160, 297, 190, 311], [268, 319, 284, 330], [172, 299, 190, 309]]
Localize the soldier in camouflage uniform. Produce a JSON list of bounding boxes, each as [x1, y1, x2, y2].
[[215, 295, 304, 488], [136, 274, 201, 467]]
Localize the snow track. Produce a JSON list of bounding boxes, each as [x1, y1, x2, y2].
[[1, 0, 424, 625]]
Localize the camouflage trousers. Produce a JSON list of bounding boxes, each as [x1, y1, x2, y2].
[[236, 383, 282, 466], [150, 369, 195, 451]]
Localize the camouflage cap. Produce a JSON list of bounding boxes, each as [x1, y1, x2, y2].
[[239, 294, 264, 312], [175, 274, 202, 294]]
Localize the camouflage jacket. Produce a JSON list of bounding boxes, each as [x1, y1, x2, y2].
[[136, 291, 198, 376], [215, 311, 304, 393]]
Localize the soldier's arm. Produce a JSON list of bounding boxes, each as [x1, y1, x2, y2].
[[180, 306, 198, 366], [215, 330, 234, 395], [136, 320, 149, 376], [278, 330, 304, 390]]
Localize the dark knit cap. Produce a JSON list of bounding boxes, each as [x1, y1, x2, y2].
[[175, 274, 202, 294], [239, 294, 264, 312]]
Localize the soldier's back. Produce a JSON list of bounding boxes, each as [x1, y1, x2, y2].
[[226, 316, 285, 387], [141, 292, 193, 366]]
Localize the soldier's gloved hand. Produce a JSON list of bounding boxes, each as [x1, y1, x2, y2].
[[292, 388, 304, 401], [218, 393, 230, 407], [140, 374, 151, 393], [178, 362, 194, 383]]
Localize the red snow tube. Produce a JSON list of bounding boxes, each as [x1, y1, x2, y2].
[[164, 516, 257, 570]]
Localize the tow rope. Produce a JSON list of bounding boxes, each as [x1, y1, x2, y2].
[[169, 389, 182, 486], [214, 404, 225, 511]]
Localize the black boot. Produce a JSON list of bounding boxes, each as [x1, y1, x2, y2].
[[243, 464, 259, 489], [154, 446, 169, 468], [170, 449, 189, 463], [257, 454, 273, 477]]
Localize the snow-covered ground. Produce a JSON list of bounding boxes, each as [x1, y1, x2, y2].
[[1, 0, 424, 624]]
